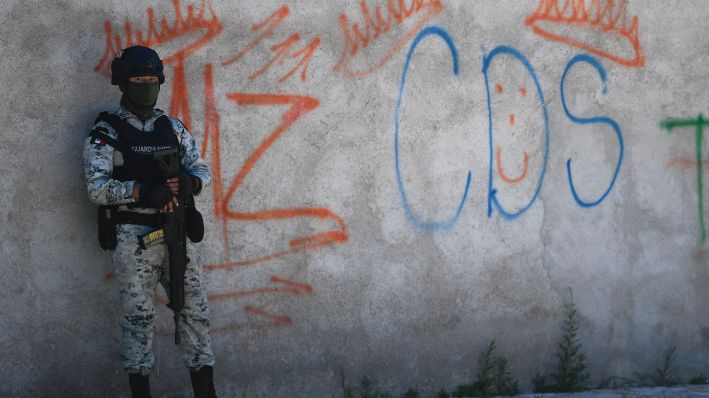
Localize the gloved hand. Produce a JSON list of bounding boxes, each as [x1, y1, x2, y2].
[[166, 173, 201, 196], [179, 173, 197, 195], [138, 181, 174, 209]]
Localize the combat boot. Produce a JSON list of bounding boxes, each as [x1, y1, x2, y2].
[[190, 365, 217, 398], [128, 373, 152, 398]]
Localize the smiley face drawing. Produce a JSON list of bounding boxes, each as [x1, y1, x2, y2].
[[483, 46, 551, 220]]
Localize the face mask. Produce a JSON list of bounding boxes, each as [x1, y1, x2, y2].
[[124, 82, 160, 109]]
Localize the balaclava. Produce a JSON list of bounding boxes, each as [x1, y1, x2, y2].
[[120, 82, 160, 122]]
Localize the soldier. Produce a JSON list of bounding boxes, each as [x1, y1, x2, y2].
[[83, 45, 217, 398]]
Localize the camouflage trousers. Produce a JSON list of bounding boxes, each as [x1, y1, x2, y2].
[[113, 223, 215, 375]]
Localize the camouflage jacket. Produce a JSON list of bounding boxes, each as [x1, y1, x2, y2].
[[83, 105, 211, 210]]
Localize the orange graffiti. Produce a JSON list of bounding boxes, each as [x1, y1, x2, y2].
[[94, 0, 222, 69], [155, 275, 311, 305], [666, 157, 709, 170], [222, 5, 321, 83], [199, 65, 348, 270], [524, 0, 645, 68], [275, 37, 321, 83], [209, 276, 313, 301], [222, 6, 290, 66], [95, 0, 223, 130], [333, 0, 443, 78], [496, 147, 529, 184], [96, 2, 350, 333], [211, 306, 294, 333], [495, 84, 524, 128]]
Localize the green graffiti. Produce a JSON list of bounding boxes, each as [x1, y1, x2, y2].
[[661, 114, 709, 242]]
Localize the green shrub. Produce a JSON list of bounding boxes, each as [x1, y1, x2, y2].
[[551, 296, 589, 392]]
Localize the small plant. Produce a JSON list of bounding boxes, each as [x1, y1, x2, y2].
[[493, 356, 520, 396], [436, 389, 451, 398], [596, 377, 613, 389], [453, 340, 519, 397], [356, 376, 393, 398], [551, 293, 589, 392], [477, 340, 497, 397], [451, 383, 477, 398], [341, 369, 354, 398], [654, 346, 679, 387], [403, 387, 420, 398], [689, 374, 709, 385], [360, 376, 374, 398], [596, 376, 636, 390], [531, 373, 555, 393], [635, 345, 680, 387]]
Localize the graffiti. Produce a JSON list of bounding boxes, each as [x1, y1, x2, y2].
[[222, 5, 321, 83], [206, 276, 312, 332], [202, 88, 349, 268], [661, 115, 709, 242], [95, 0, 223, 130], [484, 46, 551, 220], [221, 6, 289, 66], [394, 26, 471, 231], [496, 147, 529, 185], [221, 0, 446, 82], [96, 1, 348, 334], [93, 1, 633, 330], [561, 54, 624, 208], [667, 158, 709, 170], [494, 84, 530, 185], [198, 62, 349, 327], [94, 0, 222, 69], [395, 27, 624, 230], [208, 276, 313, 302], [212, 306, 295, 333], [525, 0, 645, 68], [494, 84, 528, 127], [334, 0, 443, 78]]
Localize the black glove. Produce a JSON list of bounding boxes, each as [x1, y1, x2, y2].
[[178, 173, 201, 195], [138, 181, 174, 209]]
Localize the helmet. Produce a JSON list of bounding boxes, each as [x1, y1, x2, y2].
[[110, 45, 165, 85]]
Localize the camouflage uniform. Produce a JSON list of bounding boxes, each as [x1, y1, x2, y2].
[[83, 105, 215, 375]]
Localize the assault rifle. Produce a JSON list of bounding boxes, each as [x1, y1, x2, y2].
[[153, 148, 186, 345]]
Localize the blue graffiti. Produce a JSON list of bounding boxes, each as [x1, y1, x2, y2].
[[395, 26, 624, 230], [483, 46, 551, 220], [395, 25, 472, 231], [560, 54, 624, 208]]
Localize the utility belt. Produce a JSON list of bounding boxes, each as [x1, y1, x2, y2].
[[98, 204, 204, 250]]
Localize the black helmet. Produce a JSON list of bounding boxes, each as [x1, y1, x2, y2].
[[110, 45, 165, 85]]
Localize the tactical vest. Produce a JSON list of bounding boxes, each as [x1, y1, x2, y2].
[[89, 112, 180, 184], [89, 112, 204, 250]]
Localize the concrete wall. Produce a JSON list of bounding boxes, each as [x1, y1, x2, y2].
[[2, 0, 708, 396]]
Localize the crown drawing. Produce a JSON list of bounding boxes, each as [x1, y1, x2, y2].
[[524, 0, 645, 68], [94, 0, 222, 76]]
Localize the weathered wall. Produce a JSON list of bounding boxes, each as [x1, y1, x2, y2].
[[2, 0, 709, 396]]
